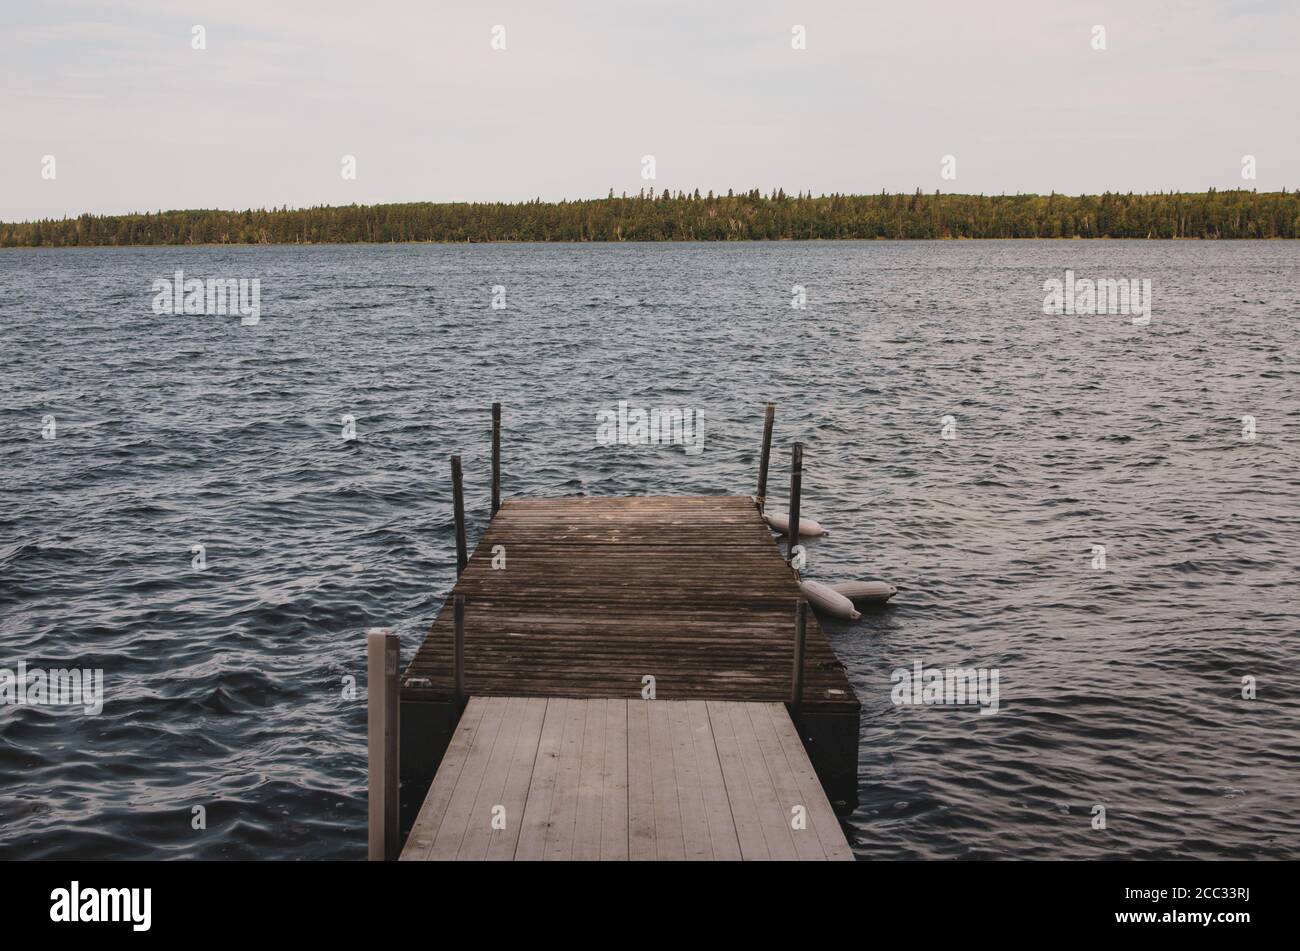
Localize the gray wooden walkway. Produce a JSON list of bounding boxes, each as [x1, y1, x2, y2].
[[400, 696, 854, 861]]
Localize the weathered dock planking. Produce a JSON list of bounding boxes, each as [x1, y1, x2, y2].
[[400, 697, 853, 861], [398, 494, 862, 832]]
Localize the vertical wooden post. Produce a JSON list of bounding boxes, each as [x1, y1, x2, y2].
[[451, 455, 467, 576], [367, 628, 400, 861], [453, 594, 466, 709], [791, 601, 807, 711], [491, 403, 501, 517], [787, 441, 803, 567], [756, 402, 775, 512]]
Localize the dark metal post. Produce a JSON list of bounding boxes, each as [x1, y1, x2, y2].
[[791, 601, 807, 711], [491, 403, 501, 517], [787, 442, 803, 566], [756, 402, 775, 512], [453, 594, 466, 709], [451, 455, 467, 576]]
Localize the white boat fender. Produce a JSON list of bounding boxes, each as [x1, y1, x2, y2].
[[830, 580, 897, 604], [763, 513, 829, 537], [799, 579, 860, 620]]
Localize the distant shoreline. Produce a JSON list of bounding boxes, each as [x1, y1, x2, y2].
[[4, 190, 1296, 246], [7, 236, 1300, 252]]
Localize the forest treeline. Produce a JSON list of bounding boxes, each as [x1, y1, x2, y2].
[[4, 189, 1298, 246]]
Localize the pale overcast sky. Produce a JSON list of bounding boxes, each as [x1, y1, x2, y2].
[[2, 0, 1297, 220]]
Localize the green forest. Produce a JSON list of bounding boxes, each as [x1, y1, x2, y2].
[[3, 189, 1298, 246]]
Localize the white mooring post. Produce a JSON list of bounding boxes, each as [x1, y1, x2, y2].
[[367, 628, 400, 860]]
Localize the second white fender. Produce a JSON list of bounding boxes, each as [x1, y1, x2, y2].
[[799, 579, 861, 620], [763, 512, 829, 537], [831, 580, 898, 604]]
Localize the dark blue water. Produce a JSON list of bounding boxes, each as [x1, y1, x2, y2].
[[1, 241, 1298, 859]]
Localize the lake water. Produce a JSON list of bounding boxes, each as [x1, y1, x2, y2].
[[1, 241, 1298, 859]]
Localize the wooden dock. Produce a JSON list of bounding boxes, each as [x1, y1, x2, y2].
[[400, 697, 853, 861], [359, 403, 869, 860], [398, 495, 861, 833]]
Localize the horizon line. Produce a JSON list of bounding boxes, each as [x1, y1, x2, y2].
[[5, 187, 1294, 226]]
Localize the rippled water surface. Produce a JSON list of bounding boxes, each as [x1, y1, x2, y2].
[[1, 241, 1298, 860]]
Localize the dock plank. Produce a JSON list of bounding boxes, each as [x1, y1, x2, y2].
[[706, 699, 768, 859], [512, 698, 568, 861], [748, 700, 825, 861], [481, 697, 547, 861], [627, 699, 656, 861], [723, 700, 798, 860], [688, 700, 742, 861], [456, 696, 527, 860], [543, 698, 588, 860], [668, 701, 712, 860], [647, 700, 685, 860], [572, 696, 606, 861], [599, 699, 629, 860]]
